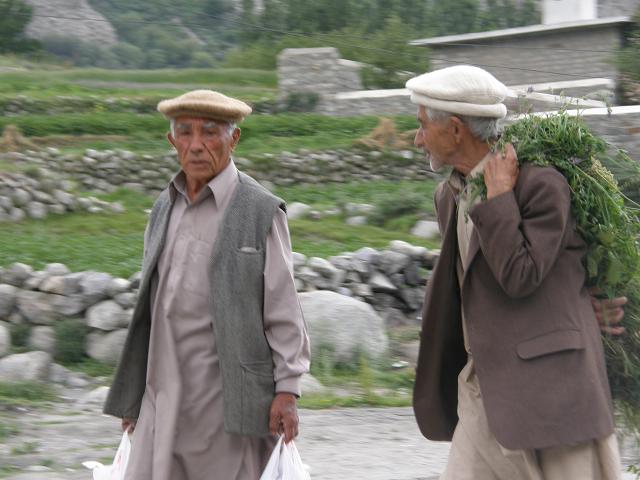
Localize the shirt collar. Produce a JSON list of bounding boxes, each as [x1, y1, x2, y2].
[[169, 159, 239, 205]]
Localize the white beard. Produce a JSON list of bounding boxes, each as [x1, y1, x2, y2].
[[429, 156, 445, 172]]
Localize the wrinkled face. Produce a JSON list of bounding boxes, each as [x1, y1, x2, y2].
[[168, 117, 240, 184], [414, 106, 456, 172]]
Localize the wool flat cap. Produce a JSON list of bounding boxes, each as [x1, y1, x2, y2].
[[157, 90, 252, 122], [406, 65, 508, 119]]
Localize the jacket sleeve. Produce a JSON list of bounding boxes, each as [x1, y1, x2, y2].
[[468, 167, 571, 299]]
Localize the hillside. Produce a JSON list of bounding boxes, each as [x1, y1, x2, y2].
[[24, 0, 118, 45]]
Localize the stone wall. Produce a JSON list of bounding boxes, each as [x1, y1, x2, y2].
[[277, 48, 363, 97], [598, 0, 638, 17], [1, 147, 436, 195], [0, 240, 438, 365]]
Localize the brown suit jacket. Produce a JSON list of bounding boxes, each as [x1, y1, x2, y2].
[[413, 164, 615, 450]]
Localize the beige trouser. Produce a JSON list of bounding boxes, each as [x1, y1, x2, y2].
[[440, 361, 622, 480]]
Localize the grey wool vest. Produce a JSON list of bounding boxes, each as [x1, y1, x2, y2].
[[104, 171, 285, 438]]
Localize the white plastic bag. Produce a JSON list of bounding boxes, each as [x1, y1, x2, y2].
[[82, 431, 131, 480], [260, 435, 311, 480]]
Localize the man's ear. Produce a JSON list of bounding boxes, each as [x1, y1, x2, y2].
[[450, 116, 465, 144], [231, 128, 241, 150], [167, 132, 176, 148]]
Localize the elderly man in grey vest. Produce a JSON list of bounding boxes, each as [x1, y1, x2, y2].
[[103, 90, 310, 480], [407, 66, 624, 479]]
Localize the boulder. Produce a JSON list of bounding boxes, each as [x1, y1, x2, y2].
[[0, 322, 9, 357], [78, 386, 110, 407], [0, 351, 52, 382], [79, 272, 113, 303], [4, 263, 33, 288], [299, 291, 388, 366], [410, 220, 440, 240], [39, 274, 82, 296], [0, 284, 18, 318], [26, 201, 47, 219], [28, 326, 56, 354], [287, 202, 312, 220], [44, 263, 71, 276], [300, 374, 327, 395], [86, 300, 130, 331], [87, 329, 128, 365], [378, 250, 411, 276], [368, 272, 398, 294]]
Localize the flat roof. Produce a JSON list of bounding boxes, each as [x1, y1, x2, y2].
[[410, 16, 631, 46]]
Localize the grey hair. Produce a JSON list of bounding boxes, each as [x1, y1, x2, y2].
[[169, 119, 237, 137], [426, 108, 501, 142]]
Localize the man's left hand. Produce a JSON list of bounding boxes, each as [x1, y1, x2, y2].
[[269, 392, 299, 443], [484, 143, 519, 199], [589, 289, 627, 336]]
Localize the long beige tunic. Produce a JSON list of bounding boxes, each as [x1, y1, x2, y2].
[[441, 157, 621, 480], [124, 160, 310, 480]]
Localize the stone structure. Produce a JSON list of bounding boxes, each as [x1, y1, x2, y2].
[[409, 17, 633, 86], [0, 241, 438, 366], [0, 170, 124, 223], [24, 0, 118, 46], [277, 48, 363, 98]]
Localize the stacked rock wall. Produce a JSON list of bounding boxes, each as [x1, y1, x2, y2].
[[0, 240, 438, 365]]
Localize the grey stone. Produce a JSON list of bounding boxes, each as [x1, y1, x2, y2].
[[27, 201, 47, 219], [79, 272, 113, 303], [48, 204, 66, 215], [329, 254, 353, 271], [52, 189, 75, 208], [16, 290, 60, 324], [379, 250, 411, 276], [345, 216, 367, 226], [32, 190, 54, 204], [308, 257, 339, 277], [11, 188, 31, 207], [382, 307, 411, 327], [0, 195, 12, 210], [0, 284, 18, 318], [369, 272, 398, 294], [49, 363, 70, 384], [110, 202, 125, 214], [389, 240, 429, 260], [5, 263, 34, 287], [113, 292, 137, 309], [87, 329, 127, 365], [9, 207, 26, 222], [297, 266, 321, 284], [86, 300, 130, 331], [44, 263, 70, 276], [53, 294, 86, 316], [128, 271, 142, 289], [344, 203, 375, 216], [23, 271, 48, 290], [108, 278, 131, 297], [351, 283, 373, 299], [28, 326, 56, 354], [0, 322, 9, 357], [353, 247, 380, 265], [67, 374, 90, 388], [299, 290, 388, 366], [287, 202, 312, 220], [410, 220, 440, 239], [292, 252, 307, 269], [0, 351, 52, 382], [39, 274, 81, 296]]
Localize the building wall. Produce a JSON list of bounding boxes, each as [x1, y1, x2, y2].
[[598, 0, 639, 17], [426, 25, 625, 85]]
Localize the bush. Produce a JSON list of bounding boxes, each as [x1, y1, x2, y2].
[[9, 323, 30, 348], [54, 318, 87, 364]]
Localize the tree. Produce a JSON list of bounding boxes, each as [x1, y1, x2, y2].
[[0, 0, 38, 53]]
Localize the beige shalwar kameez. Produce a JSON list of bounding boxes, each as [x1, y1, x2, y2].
[[124, 160, 310, 480], [440, 157, 621, 480]]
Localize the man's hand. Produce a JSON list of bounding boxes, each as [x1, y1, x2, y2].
[[589, 289, 627, 336], [484, 143, 519, 199], [269, 393, 299, 444], [121, 417, 137, 434]]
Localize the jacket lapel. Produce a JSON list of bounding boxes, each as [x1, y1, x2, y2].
[[140, 194, 173, 293], [463, 229, 480, 278]]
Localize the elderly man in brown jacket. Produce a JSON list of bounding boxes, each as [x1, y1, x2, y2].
[[406, 65, 624, 479]]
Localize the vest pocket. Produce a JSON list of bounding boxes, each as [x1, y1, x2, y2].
[[240, 361, 275, 435]]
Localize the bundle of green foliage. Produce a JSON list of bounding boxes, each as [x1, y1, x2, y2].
[[469, 113, 640, 431]]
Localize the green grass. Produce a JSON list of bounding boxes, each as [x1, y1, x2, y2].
[[0, 112, 417, 155], [298, 393, 411, 409], [0, 181, 439, 276], [64, 358, 115, 379], [10, 441, 39, 456], [0, 382, 57, 407], [0, 416, 20, 441]]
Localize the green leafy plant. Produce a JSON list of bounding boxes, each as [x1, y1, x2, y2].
[[54, 318, 88, 364]]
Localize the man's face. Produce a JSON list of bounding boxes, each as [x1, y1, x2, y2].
[[168, 116, 240, 183], [414, 106, 456, 172]]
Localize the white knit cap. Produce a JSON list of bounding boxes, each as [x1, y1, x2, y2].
[[406, 65, 508, 119]]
